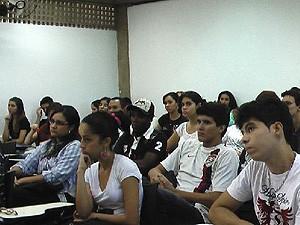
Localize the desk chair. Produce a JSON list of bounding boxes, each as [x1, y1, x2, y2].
[[0, 171, 15, 208], [0, 142, 16, 155]]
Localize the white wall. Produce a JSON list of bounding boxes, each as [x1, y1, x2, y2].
[[0, 23, 118, 130], [128, 0, 300, 116]]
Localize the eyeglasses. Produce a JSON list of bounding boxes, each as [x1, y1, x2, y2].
[[0, 207, 18, 216], [49, 119, 69, 126]]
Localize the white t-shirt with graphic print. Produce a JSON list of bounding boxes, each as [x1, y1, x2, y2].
[[227, 154, 300, 224], [84, 154, 143, 215]]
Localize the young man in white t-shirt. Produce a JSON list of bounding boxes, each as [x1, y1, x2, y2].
[[148, 102, 239, 223], [209, 99, 300, 225]]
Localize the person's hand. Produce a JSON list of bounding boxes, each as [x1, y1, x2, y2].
[[148, 169, 162, 184], [4, 114, 10, 122], [30, 123, 39, 131], [158, 174, 175, 192], [14, 177, 25, 186], [73, 211, 89, 222], [88, 212, 97, 220], [36, 107, 43, 118], [77, 153, 92, 173]]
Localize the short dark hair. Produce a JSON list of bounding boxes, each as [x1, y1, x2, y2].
[[281, 89, 300, 106], [291, 87, 300, 92], [236, 99, 294, 145], [91, 99, 101, 108], [82, 112, 119, 148], [256, 90, 280, 102], [217, 91, 238, 111], [47, 102, 62, 118], [40, 96, 53, 106], [120, 97, 132, 109], [196, 102, 229, 137]]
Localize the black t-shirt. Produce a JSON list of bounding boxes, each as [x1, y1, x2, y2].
[[8, 117, 30, 139], [158, 113, 187, 139], [114, 129, 167, 176]]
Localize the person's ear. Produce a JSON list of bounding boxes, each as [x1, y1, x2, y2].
[[103, 137, 112, 147], [271, 122, 283, 136], [69, 125, 75, 132], [218, 125, 226, 135]]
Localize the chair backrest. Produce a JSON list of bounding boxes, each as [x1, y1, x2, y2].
[[0, 142, 17, 154], [3, 170, 15, 208], [0, 173, 5, 207]]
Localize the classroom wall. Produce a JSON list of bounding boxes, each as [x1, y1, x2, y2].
[[0, 23, 118, 132], [128, 0, 300, 116]]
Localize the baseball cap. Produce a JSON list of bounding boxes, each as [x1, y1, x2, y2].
[[127, 98, 155, 117]]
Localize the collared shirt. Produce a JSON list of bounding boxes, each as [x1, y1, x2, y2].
[[16, 139, 80, 197]]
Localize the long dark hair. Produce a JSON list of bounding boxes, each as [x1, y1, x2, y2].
[[9, 97, 26, 134], [44, 105, 80, 158], [217, 91, 238, 111]]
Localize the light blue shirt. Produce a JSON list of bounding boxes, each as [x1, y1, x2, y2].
[[16, 139, 80, 197]]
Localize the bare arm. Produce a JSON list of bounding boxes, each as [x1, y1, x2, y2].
[[76, 154, 94, 219], [14, 174, 44, 186], [209, 191, 253, 225], [35, 107, 43, 124], [175, 189, 222, 208], [2, 117, 10, 142], [89, 177, 140, 225], [166, 131, 180, 153], [24, 124, 39, 145], [157, 174, 221, 208], [14, 129, 28, 144], [148, 163, 167, 184]]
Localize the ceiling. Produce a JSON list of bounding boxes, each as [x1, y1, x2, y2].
[[88, 0, 167, 6]]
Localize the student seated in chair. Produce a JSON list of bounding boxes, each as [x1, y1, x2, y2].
[[114, 98, 167, 177], [209, 99, 300, 225], [35, 96, 54, 127], [9, 105, 80, 207], [76, 112, 143, 225], [24, 102, 62, 146], [2, 97, 30, 145], [148, 102, 239, 223]]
